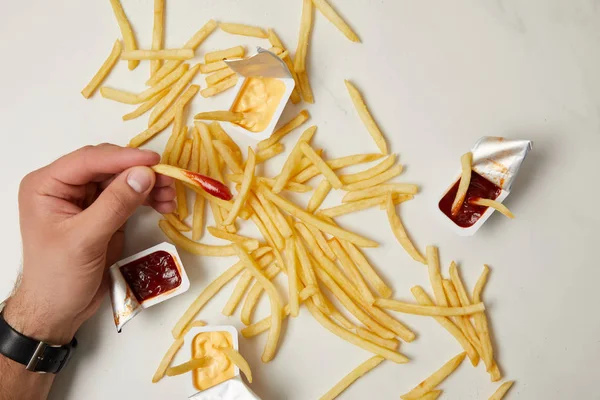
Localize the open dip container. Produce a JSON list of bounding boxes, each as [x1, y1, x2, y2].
[[174, 325, 260, 400], [223, 48, 295, 141], [438, 137, 532, 236], [109, 242, 190, 331]]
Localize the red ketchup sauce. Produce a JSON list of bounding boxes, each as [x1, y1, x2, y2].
[[120, 251, 182, 302], [183, 171, 233, 201], [439, 171, 502, 228]]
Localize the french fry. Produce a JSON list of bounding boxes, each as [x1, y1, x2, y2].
[[314, 264, 394, 339], [268, 46, 284, 55], [418, 391, 442, 400], [411, 286, 479, 365], [163, 213, 191, 232], [400, 352, 467, 399], [306, 299, 408, 363], [449, 262, 471, 306], [196, 122, 223, 182], [307, 179, 332, 213], [122, 49, 194, 61], [299, 143, 342, 189], [209, 122, 243, 161], [443, 279, 482, 363], [81, 40, 122, 98], [123, 88, 169, 121], [228, 174, 312, 193], [263, 189, 378, 248], [473, 265, 495, 373], [248, 194, 284, 250], [312, 0, 360, 42], [379, 194, 414, 209], [320, 195, 386, 218], [344, 80, 388, 154], [294, 0, 313, 73], [266, 28, 302, 103], [213, 141, 243, 174], [233, 245, 283, 362], [169, 126, 187, 166], [356, 328, 399, 351], [294, 153, 384, 183], [340, 240, 392, 299], [294, 236, 328, 313], [174, 182, 188, 221], [219, 22, 267, 38], [254, 185, 293, 238], [179, 139, 193, 169], [222, 252, 274, 316], [147, 20, 217, 86], [489, 381, 514, 400], [343, 182, 418, 203], [329, 239, 374, 304], [189, 127, 201, 173], [151, 338, 184, 383], [285, 237, 300, 317], [241, 286, 318, 337], [320, 356, 383, 400], [306, 224, 335, 260], [159, 220, 255, 256], [166, 358, 209, 376], [473, 264, 490, 303], [272, 126, 317, 193], [297, 70, 314, 103], [374, 298, 484, 316], [128, 84, 199, 148], [194, 111, 247, 123], [426, 245, 447, 306], [256, 143, 285, 164], [205, 46, 246, 63], [192, 195, 205, 241], [223, 149, 255, 225], [207, 226, 259, 248], [218, 347, 253, 383], [200, 61, 229, 74], [240, 262, 281, 325], [206, 67, 236, 87], [451, 152, 473, 216], [150, 0, 165, 75], [102, 63, 188, 105], [469, 198, 515, 219], [342, 164, 403, 192], [201, 75, 238, 98], [108, 0, 139, 70], [149, 64, 201, 125], [171, 248, 269, 338], [161, 106, 185, 162], [339, 154, 396, 184], [384, 195, 426, 264]]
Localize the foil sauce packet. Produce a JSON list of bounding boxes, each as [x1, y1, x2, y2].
[[224, 48, 295, 141], [174, 325, 260, 400], [438, 136, 533, 236], [109, 242, 190, 331]]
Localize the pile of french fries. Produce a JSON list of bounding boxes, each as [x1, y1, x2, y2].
[[80, 0, 515, 398]]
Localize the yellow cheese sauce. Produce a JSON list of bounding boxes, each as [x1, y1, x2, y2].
[[192, 331, 235, 391], [231, 77, 286, 132]]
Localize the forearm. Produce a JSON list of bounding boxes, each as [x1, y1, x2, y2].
[[0, 353, 54, 400], [0, 292, 74, 400]]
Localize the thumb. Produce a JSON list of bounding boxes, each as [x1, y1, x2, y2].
[[80, 166, 156, 240]]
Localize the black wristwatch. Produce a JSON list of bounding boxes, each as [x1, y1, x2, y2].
[[0, 302, 77, 374]]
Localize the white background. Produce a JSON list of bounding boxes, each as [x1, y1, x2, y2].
[[1, 0, 599, 399]]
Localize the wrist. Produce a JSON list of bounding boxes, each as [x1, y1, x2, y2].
[[3, 290, 77, 345]]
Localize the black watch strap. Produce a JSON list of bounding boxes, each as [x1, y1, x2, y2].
[[0, 309, 77, 374]]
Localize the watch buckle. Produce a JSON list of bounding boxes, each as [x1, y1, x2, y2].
[[25, 341, 48, 372]]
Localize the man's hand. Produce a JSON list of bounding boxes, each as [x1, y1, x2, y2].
[[3, 144, 176, 345]]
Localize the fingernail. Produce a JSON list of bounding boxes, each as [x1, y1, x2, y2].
[[127, 167, 153, 193]]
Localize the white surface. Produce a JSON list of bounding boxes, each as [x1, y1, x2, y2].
[[0, 0, 599, 399]]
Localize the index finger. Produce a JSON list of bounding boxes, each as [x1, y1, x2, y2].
[[47, 144, 160, 185]]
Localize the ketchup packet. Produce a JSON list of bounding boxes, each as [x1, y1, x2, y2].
[[108, 242, 190, 331], [438, 137, 532, 236]]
